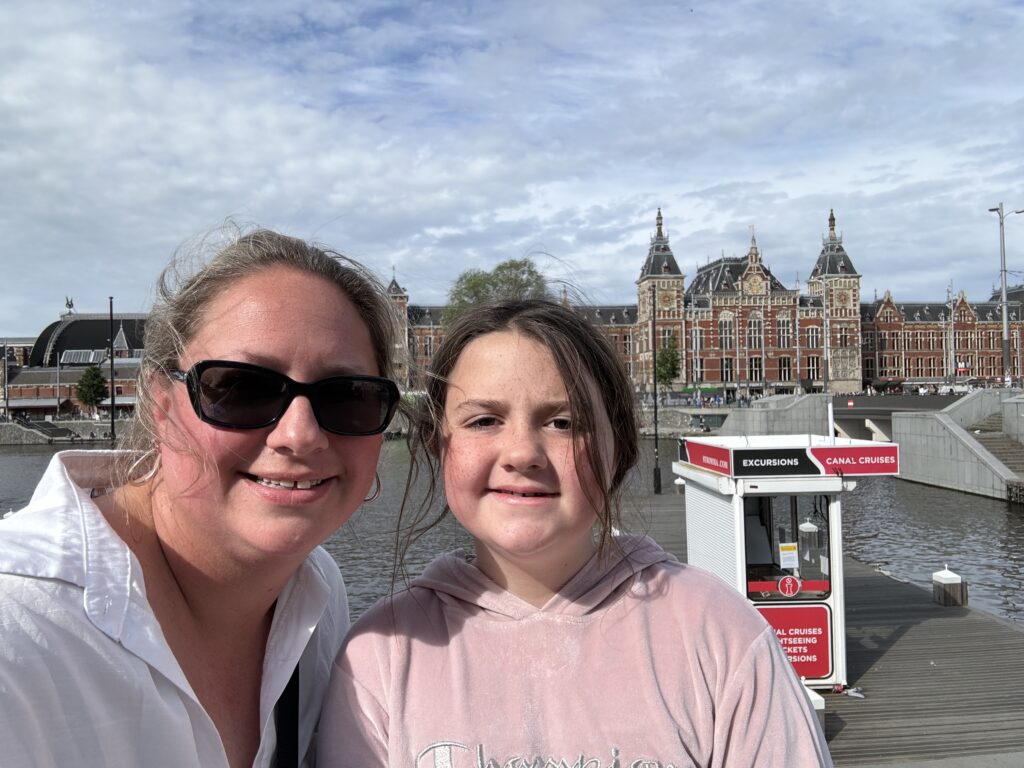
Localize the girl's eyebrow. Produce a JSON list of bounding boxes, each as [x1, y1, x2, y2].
[[450, 398, 504, 415], [450, 398, 570, 415]]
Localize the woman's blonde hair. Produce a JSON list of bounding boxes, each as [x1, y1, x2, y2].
[[113, 226, 398, 486]]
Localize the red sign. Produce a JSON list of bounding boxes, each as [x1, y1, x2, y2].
[[808, 444, 899, 476], [778, 575, 801, 597], [757, 605, 832, 680], [680, 439, 900, 478], [680, 440, 732, 475]]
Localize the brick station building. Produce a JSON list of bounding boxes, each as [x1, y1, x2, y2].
[[6, 210, 1023, 417], [398, 208, 974, 398]]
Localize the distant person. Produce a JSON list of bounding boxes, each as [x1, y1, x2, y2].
[[318, 299, 831, 767], [0, 229, 401, 767]]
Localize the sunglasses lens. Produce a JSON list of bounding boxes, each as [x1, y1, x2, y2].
[[315, 377, 396, 435], [196, 365, 288, 427]]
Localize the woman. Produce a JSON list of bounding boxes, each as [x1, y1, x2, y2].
[[0, 229, 400, 767]]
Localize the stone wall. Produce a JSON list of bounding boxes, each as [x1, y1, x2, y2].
[[891, 409, 1013, 499], [0, 422, 50, 446], [717, 394, 829, 437], [0, 419, 121, 446]]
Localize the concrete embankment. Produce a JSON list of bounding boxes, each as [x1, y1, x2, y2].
[[893, 389, 1024, 500], [0, 420, 120, 446]]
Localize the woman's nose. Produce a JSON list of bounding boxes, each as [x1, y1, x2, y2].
[[266, 395, 329, 454]]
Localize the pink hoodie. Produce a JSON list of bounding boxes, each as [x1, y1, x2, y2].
[[318, 536, 832, 767]]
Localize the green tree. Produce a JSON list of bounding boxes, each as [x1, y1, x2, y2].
[[76, 365, 108, 414], [655, 335, 681, 388], [442, 258, 550, 325]]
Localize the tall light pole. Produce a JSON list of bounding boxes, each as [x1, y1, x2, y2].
[[989, 203, 1024, 386], [109, 296, 116, 441], [650, 284, 662, 494]]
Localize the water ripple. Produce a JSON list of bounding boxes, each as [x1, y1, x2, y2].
[[841, 476, 1024, 623]]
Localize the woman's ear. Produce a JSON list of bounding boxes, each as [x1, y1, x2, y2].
[[147, 372, 176, 437]]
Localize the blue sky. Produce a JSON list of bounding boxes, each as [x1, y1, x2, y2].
[[2, 0, 1023, 336]]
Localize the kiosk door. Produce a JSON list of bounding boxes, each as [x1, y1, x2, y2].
[[744, 493, 836, 683], [744, 494, 832, 601]]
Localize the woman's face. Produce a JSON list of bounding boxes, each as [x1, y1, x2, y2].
[[153, 265, 385, 567]]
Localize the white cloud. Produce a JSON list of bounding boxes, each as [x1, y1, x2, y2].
[[1, 0, 1023, 336]]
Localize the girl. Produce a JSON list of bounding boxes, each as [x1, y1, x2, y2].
[[319, 299, 831, 767]]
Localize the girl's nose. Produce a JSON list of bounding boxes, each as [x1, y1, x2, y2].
[[500, 427, 548, 471]]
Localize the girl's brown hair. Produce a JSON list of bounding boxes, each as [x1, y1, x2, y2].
[[398, 299, 639, 567]]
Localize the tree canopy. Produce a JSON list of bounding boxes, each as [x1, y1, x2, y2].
[[75, 365, 108, 412], [442, 258, 551, 325], [655, 335, 681, 387]]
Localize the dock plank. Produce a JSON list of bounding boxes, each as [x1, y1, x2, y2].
[[624, 490, 1024, 766]]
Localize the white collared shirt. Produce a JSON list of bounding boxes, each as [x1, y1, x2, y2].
[[0, 450, 349, 768]]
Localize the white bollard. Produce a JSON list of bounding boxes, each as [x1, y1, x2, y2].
[[932, 564, 968, 607]]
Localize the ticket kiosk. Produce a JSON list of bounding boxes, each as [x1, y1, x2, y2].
[[673, 435, 899, 689]]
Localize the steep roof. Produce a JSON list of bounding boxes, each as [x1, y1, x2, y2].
[[686, 235, 787, 297], [573, 305, 637, 326], [637, 209, 683, 279], [407, 305, 446, 327], [809, 209, 859, 279], [861, 296, 1023, 323], [386, 271, 408, 297]]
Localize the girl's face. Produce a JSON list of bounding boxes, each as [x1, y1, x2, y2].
[[440, 330, 614, 595], [152, 265, 384, 569]]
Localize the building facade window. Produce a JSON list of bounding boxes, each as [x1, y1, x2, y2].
[[777, 316, 792, 348], [807, 326, 821, 348], [719, 318, 734, 350], [722, 357, 734, 383], [749, 356, 763, 381], [807, 356, 821, 380], [747, 315, 763, 350], [779, 357, 791, 381]]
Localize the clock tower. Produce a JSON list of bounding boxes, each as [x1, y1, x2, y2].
[[807, 210, 862, 393], [637, 209, 685, 389]]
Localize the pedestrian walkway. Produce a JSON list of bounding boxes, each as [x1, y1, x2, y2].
[[625, 489, 1024, 767]]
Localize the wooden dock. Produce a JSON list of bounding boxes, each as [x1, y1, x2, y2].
[[624, 489, 1024, 766]]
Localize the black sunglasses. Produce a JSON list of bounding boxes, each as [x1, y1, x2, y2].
[[170, 360, 400, 436]]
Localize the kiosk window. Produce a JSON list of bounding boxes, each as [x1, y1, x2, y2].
[[744, 494, 831, 600]]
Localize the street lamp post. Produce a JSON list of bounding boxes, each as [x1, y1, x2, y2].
[[989, 203, 1024, 385], [650, 284, 662, 494], [109, 297, 116, 441]]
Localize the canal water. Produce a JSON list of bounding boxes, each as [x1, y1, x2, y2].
[[2, 441, 1022, 623]]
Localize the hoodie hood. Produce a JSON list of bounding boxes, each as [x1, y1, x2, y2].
[[410, 534, 675, 620]]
